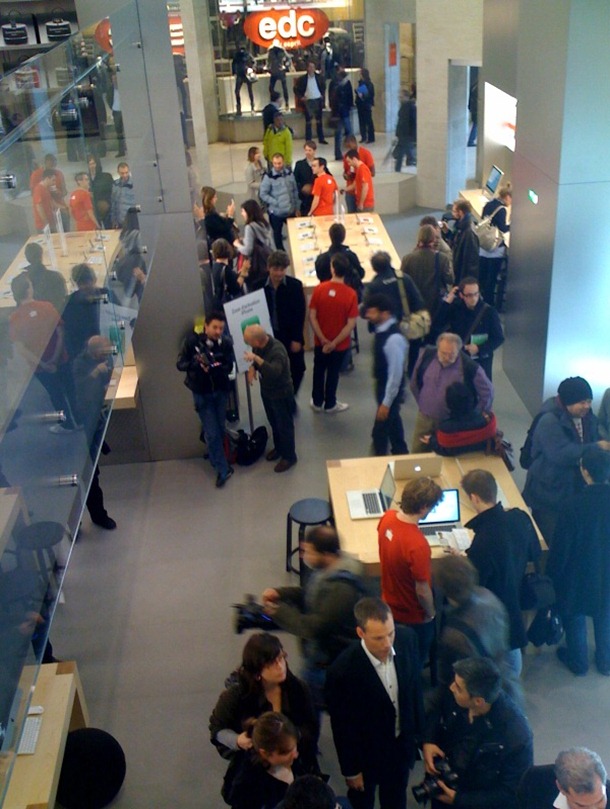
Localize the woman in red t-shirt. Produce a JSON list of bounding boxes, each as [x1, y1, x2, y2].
[[377, 476, 443, 666]]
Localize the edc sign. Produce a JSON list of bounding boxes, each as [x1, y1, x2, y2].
[[244, 8, 329, 49]]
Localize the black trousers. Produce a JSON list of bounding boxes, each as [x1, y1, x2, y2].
[[235, 75, 254, 111], [347, 737, 411, 809], [312, 347, 346, 410]]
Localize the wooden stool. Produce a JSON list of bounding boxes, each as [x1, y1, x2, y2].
[[286, 499, 333, 580]]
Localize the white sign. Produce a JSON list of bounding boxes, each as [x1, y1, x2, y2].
[[223, 290, 272, 374]]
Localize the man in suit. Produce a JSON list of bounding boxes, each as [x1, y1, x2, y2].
[[518, 748, 609, 809], [262, 250, 306, 397], [325, 597, 424, 809]]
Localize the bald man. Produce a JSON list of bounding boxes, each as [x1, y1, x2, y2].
[[243, 325, 297, 473]]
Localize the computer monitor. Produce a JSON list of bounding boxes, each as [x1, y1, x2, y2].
[[484, 164, 504, 197]]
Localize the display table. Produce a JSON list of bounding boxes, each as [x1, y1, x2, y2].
[[287, 213, 401, 291], [3, 661, 89, 809], [458, 189, 510, 248], [326, 452, 545, 576], [0, 231, 122, 309]]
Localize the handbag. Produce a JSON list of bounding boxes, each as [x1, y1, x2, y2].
[[475, 205, 505, 252], [520, 571, 556, 611], [245, 66, 258, 83], [395, 268, 431, 341], [527, 607, 564, 648]]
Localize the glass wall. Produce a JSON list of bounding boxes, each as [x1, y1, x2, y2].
[[0, 8, 159, 800]]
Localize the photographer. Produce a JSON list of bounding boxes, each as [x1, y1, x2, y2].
[[422, 657, 532, 809], [261, 526, 365, 712], [176, 311, 235, 488]]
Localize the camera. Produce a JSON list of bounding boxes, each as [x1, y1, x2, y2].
[[412, 756, 458, 805], [233, 595, 279, 634]]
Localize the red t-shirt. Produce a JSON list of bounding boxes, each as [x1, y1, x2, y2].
[[311, 174, 338, 216], [69, 188, 95, 231], [378, 510, 432, 624], [343, 146, 375, 186], [32, 182, 54, 231], [355, 163, 374, 209], [10, 301, 64, 367], [309, 280, 358, 351]]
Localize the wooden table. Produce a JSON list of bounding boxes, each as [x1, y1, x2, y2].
[[327, 452, 544, 576], [0, 231, 123, 309], [287, 213, 401, 291], [3, 662, 88, 809]]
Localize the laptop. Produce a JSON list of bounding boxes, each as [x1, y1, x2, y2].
[[418, 488, 461, 536], [347, 464, 396, 520], [391, 454, 443, 480]]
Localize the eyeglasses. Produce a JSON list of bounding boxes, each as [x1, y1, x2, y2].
[[461, 291, 479, 298]]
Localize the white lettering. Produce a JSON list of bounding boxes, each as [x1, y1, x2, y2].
[[259, 17, 276, 40], [297, 13, 315, 37], [277, 9, 297, 38]]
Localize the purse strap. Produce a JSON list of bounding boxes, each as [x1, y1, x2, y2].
[[394, 268, 411, 319], [463, 303, 489, 345]]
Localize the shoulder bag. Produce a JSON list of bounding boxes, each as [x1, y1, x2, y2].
[[475, 205, 505, 252], [395, 268, 431, 341]]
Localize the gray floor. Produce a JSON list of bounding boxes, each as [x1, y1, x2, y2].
[[52, 210, 610, 807]]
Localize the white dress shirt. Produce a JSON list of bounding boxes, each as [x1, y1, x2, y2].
[[360, 639, 400, 737]]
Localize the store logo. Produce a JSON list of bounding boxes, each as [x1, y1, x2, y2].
[[244, 8, 329, 49]]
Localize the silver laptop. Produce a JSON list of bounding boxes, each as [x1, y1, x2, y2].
[[418, 488, 461, 536], [347, 464, 396, 520], [392, 454, 443, 480]]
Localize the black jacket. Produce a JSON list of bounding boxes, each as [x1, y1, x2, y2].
[[465, 504, 540, 649], [263, 275, 306, 346], [294, 71, 325, 102], [424, 689, 533, 809], [547, 483, 610, 617], [315, 244, 365, 289], [362, 266, 424, 322], [293, 158, 314, 215], [325, 626, 424, 777], [432, 297, 504, 363], [449, 214, 480, 284], [176, 330, 234, 395]]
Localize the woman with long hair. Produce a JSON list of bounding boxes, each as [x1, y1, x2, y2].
[[233, 199, 274, 291], [223, 712, 306, 809], [194, 185, 237, 244], [245, 146, 267, 200], [209, 633, 318, 772]]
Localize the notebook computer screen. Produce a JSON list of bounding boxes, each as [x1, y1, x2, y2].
[[418, 488, 460, 527]]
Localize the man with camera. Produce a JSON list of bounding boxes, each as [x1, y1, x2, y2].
[[422, 657, 532, 809], [261, 526, 365, 710], [176, 311, 235, 488]]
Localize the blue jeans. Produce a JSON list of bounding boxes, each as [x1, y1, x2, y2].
[[563, 607, 610, 673], [334, 114, 353, 160], [193, 390, 229, 477], [372, 397, 408, 456]]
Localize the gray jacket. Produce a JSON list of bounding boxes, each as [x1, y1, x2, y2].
[[259, 168, 298, 218]]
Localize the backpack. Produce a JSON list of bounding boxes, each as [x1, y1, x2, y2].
[[228, 426, 268, 466], [519, 411, 545, 470]]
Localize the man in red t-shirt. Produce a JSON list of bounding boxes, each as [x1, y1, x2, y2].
[[309, 157, 338, 216], [69, 172, 98, 231], [345, 149, 374, 211], [32, 170, 58, 231], [378, 476, 443, 665], [342, 134, 375, 213], [309, 252, 358, 413]]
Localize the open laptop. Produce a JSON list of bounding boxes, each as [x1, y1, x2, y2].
[[347, 464, 396, 520], [391, 454, 443, 480], [418, 488, 461, 536]]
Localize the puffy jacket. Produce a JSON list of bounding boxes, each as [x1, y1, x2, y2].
[[259, 168, 298, 218], [263, 124, 293, 165]]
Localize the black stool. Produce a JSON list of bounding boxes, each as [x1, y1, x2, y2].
[[286, 499, 333, 580], [57, 727, 126, 809], [15, 521, 66, 594]]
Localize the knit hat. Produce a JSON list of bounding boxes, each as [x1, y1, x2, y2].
[[557, 376, 593, 406]]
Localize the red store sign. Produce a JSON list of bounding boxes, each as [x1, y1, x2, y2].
[[244, 7, 329, 50]]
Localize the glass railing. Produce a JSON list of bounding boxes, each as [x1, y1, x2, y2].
[[0, 7, 160, 801]]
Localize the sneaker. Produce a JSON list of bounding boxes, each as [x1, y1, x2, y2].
[[310, 399, 323, 413], [92, 515, 117, 530], [556, 646, 587, 676], [274, 458, 297, 473], [216, 467, 234, 488], [324, 401, 349, 414]]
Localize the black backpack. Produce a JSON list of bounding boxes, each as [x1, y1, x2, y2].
[[519, 411, 545, 470], [229, 426, 268, 466]]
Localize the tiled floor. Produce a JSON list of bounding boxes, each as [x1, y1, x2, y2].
[[52, 204, 610, 806]]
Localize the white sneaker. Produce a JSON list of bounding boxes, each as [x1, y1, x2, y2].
[[324, 401, 349, 414], [310, 399, 323, 413]]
